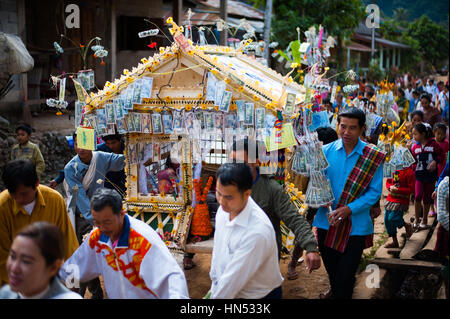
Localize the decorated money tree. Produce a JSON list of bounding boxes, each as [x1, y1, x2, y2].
[[73, 17, 314, 252], [47, 35, 108, 117]]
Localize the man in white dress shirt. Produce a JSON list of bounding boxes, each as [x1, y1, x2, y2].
[[210, 163, 284, 299], [425, 78, 440, 103]]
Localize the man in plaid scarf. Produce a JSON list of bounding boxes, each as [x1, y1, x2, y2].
[[312, 108, 385, 299]]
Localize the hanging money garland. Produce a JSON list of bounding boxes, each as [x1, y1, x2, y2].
[[291, 108, 334, 208], [378, 121, 415, 178]]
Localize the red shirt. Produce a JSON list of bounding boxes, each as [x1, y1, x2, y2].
[[437, 139, 449, 176], [386, 167, 415, 205]]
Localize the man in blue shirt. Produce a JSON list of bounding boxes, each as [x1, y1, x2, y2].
[[50, 134, 126, 197], [313, 108, 384, 299], [64, 133, 125, 239], [409, 90, 420, 113], [332, 93, 348, 112], [64, 132, 125, 299]]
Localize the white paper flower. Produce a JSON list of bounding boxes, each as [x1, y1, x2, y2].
[[94, 49, 108, 58], [91, 45, 104, 52]]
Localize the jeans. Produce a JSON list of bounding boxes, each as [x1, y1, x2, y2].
[[317, 228, 366, 299], [384, 210, 405, 236]]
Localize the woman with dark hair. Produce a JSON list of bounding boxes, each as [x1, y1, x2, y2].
[[396, 88, 409, 123], [10, 124, 45, 178], [0, 222, 82, 299]]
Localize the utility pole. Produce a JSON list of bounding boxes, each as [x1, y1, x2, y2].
[[371, 0, 377, 59], [220, 0, 228, 46], [263, 0, 273, 64]]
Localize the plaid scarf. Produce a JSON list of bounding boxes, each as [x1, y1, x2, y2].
[[324, 144, 386, 253]]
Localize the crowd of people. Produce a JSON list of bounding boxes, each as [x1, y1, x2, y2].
[[0, 73, 448, 300]]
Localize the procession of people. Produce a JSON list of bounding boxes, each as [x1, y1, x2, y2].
[[0, 70, 448, 300]]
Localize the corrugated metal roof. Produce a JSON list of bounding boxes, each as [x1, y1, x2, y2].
[[193, 0, 264, 20], [183, 12, 220, 25], [354, 33, 411, 49], [346, 41, 376, 52], [181, 11, 264, 32]]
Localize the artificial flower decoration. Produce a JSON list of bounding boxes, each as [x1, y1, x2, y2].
[[148, 42, 157, 49]]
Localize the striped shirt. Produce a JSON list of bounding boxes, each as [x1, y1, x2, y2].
[[437, 176, 449, 231]]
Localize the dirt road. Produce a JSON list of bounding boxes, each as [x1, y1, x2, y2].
[[184, 252, 331, 299]]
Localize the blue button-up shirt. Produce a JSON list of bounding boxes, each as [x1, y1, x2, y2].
[[312, 138, 384, 236], [64, 151, 125, 221]]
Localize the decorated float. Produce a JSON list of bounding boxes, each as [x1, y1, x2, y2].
[[69, 18, 319, 253]]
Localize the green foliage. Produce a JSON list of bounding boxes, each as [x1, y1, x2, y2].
[[251, 0, 365, 51], [367, 59, 386, 83], [406, 15, 449, 66], [378, 13, 448, 71]]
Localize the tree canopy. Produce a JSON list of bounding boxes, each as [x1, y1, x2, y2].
[[250, 0, 365, 49]]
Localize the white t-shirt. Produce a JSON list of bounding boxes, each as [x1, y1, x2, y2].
[[23, 200, 36, 215]]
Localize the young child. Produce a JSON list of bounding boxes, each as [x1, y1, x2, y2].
[[433, 123, 449, 176], [411, 123, 445, 230], [10, 124, 45, 178], [384, 167, 415, 248], [429, 123, 449, 217]]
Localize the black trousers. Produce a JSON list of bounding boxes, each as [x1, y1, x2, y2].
[[75, 211, 104, 299], [317, 228, 366, 299]]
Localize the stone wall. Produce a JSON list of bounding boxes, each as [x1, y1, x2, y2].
[[0, 120, 75, 191], [0, 0, 21, 104]]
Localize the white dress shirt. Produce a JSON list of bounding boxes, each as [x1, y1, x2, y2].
[[210, 197, 284, 299]]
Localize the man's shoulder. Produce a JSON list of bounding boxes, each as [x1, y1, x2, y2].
[[255, 175, 283, 195], [96, 150, 123, 159], [127, 215, 162, 245], [247, 202, 276, 238], [64, 156, 78, 169], [323, 140, 340, 153], [38, 185, 64, 202], [96, 143, 110, 152], [0, 284, 16, 299], [0, 189, 13, 208]]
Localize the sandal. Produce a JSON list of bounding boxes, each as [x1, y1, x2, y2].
[[419, 223, 429, 230], [183, 257, 196, 270]]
